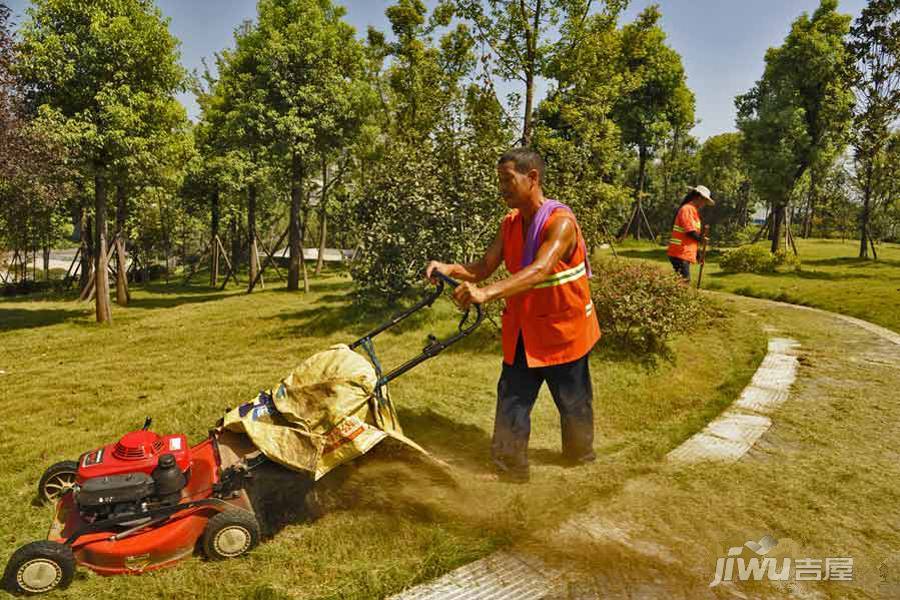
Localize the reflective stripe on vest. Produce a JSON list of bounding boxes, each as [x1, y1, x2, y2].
[[534, 261, 586, 289]]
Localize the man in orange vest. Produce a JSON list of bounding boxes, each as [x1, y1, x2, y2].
[[425, 148, 601, 483], [667, 185, 714, 281]]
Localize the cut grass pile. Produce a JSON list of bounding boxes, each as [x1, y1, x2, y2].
[[0, 271, 765, 599]]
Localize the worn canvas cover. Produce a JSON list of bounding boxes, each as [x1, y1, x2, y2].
[[222, 344, 427, 480]]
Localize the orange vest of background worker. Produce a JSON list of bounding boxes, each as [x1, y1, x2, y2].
[[425, 148, 600, 483], [667, 185, 715, 281]]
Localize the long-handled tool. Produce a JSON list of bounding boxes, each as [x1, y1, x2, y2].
[[696, 224, 710, 290]]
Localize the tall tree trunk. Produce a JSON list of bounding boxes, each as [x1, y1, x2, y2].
[[520, 0, 540, 146], [635, 146, 648, 241], [300, 206, 310, 293], [80, 207, 93, 292], [523, 68, 534, 146], [115, 184, 128, 305], [247, 184, 258, 286], [160, 192, 171, 284], [230, 215, 240, 276], [859, 167, 872, 259], [770, 204, 785, 253], [803, 169, 817, 238], [42, 233, 50, 281], [210, 188, 220, 287], [315, 159, 328, 276], [288, 152, 302, 291], [94, 166, 112, 324], [72, 202, 83, 245]]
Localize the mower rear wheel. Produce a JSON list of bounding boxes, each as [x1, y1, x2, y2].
[[202, 510, 260, 561], [2, 541, 75, 596], [37, 461, 78, 504]]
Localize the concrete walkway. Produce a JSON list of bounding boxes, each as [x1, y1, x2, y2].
[[389, 294, 900, 599]]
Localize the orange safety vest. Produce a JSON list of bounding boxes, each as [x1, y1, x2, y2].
[[500, 208, 601, 367], [667, 203, 702, 263]]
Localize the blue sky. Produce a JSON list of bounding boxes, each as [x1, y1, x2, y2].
[[5, 0, 868, 141]]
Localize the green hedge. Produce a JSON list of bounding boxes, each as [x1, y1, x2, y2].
[[719, 245, 801, 273]]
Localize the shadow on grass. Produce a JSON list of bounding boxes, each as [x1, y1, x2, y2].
[[802, 255, 900, 269], [398, 408, 494, 475], [710, 268, 876, 282], [724, 286, 814, 307], [0, 307, 89, 333], [127, 290, 238, 310], [617, 248, 668, 262], [592, 340, 674, 368]]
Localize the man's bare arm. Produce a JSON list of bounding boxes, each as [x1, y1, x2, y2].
[[425, 229, 503, 283]]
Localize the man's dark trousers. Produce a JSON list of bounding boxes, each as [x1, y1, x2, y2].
[[492, 335, 595, 480]]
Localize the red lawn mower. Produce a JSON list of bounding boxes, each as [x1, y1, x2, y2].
[[2, 420, 269, 595], [2, 272, 482, 596]]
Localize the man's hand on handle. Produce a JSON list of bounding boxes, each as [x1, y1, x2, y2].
[[452, 282, 487, 308], [425, 260, 450, 283], [425, 260, 488, 308]]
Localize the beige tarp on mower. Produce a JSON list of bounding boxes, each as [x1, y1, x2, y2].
[[222, 344, 430, 480]]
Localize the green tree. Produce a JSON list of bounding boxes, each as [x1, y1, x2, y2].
[[613, 5, 695, 241], [17, 0, 187, 321], [0, 2, 72, 285], [234, 0, 372, 292], [864, 130, 900, 247], [447, 0, 607, 145], [736, 0, 853, 253], [191, 59, 245, 288], [532, 1, 631, 248], [349, 0, 513, 301], [848, 0, 900, 258], [697, 132, 755, 238]]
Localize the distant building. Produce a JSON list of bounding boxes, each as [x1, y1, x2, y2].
[[751, 206, 768, 225]]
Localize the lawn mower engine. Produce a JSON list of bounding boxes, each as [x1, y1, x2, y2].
[[75, 428, 191, 522]]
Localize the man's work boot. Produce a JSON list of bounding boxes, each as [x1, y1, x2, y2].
[[562, 449, 596, 467], [491, 455, 530, 483]]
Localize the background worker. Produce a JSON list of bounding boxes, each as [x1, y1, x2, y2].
[[667, 185, 715, 281], [425, 148, 601, 483]]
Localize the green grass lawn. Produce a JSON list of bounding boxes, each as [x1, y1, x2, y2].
[[606, 237, 900, 333], [0, 270, 766, 599]]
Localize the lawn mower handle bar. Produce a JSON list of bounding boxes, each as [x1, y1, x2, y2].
[[349, 270, 484, 387]]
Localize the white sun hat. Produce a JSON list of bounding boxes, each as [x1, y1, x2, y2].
[[689, 185, 715, 205]]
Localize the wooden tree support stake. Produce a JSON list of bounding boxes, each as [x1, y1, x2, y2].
[[217, 235, 239, 290], [599, 221, 618, 259], [252, 238, 264, 289], [79, 270, 96, 302], [114, 236, 130, 304], [62, 246, 82, 287], [867, 226, 878, 260], [247, 226, 290, 294], [256, 232, 285, 280]]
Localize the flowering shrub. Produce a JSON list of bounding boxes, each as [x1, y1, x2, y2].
[[719, 244, 801, 273], [591, 258, 705, 352]]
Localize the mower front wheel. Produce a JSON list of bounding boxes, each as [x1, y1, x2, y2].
[[2, 541, 75, 596], [202, 510, 260, 561], [37, 461, 78, 504]]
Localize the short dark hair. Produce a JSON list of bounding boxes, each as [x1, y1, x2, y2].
[[498, 147, 545, 181]]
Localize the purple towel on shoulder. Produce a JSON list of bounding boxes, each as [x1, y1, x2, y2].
[[520, 199, 592, 278]]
